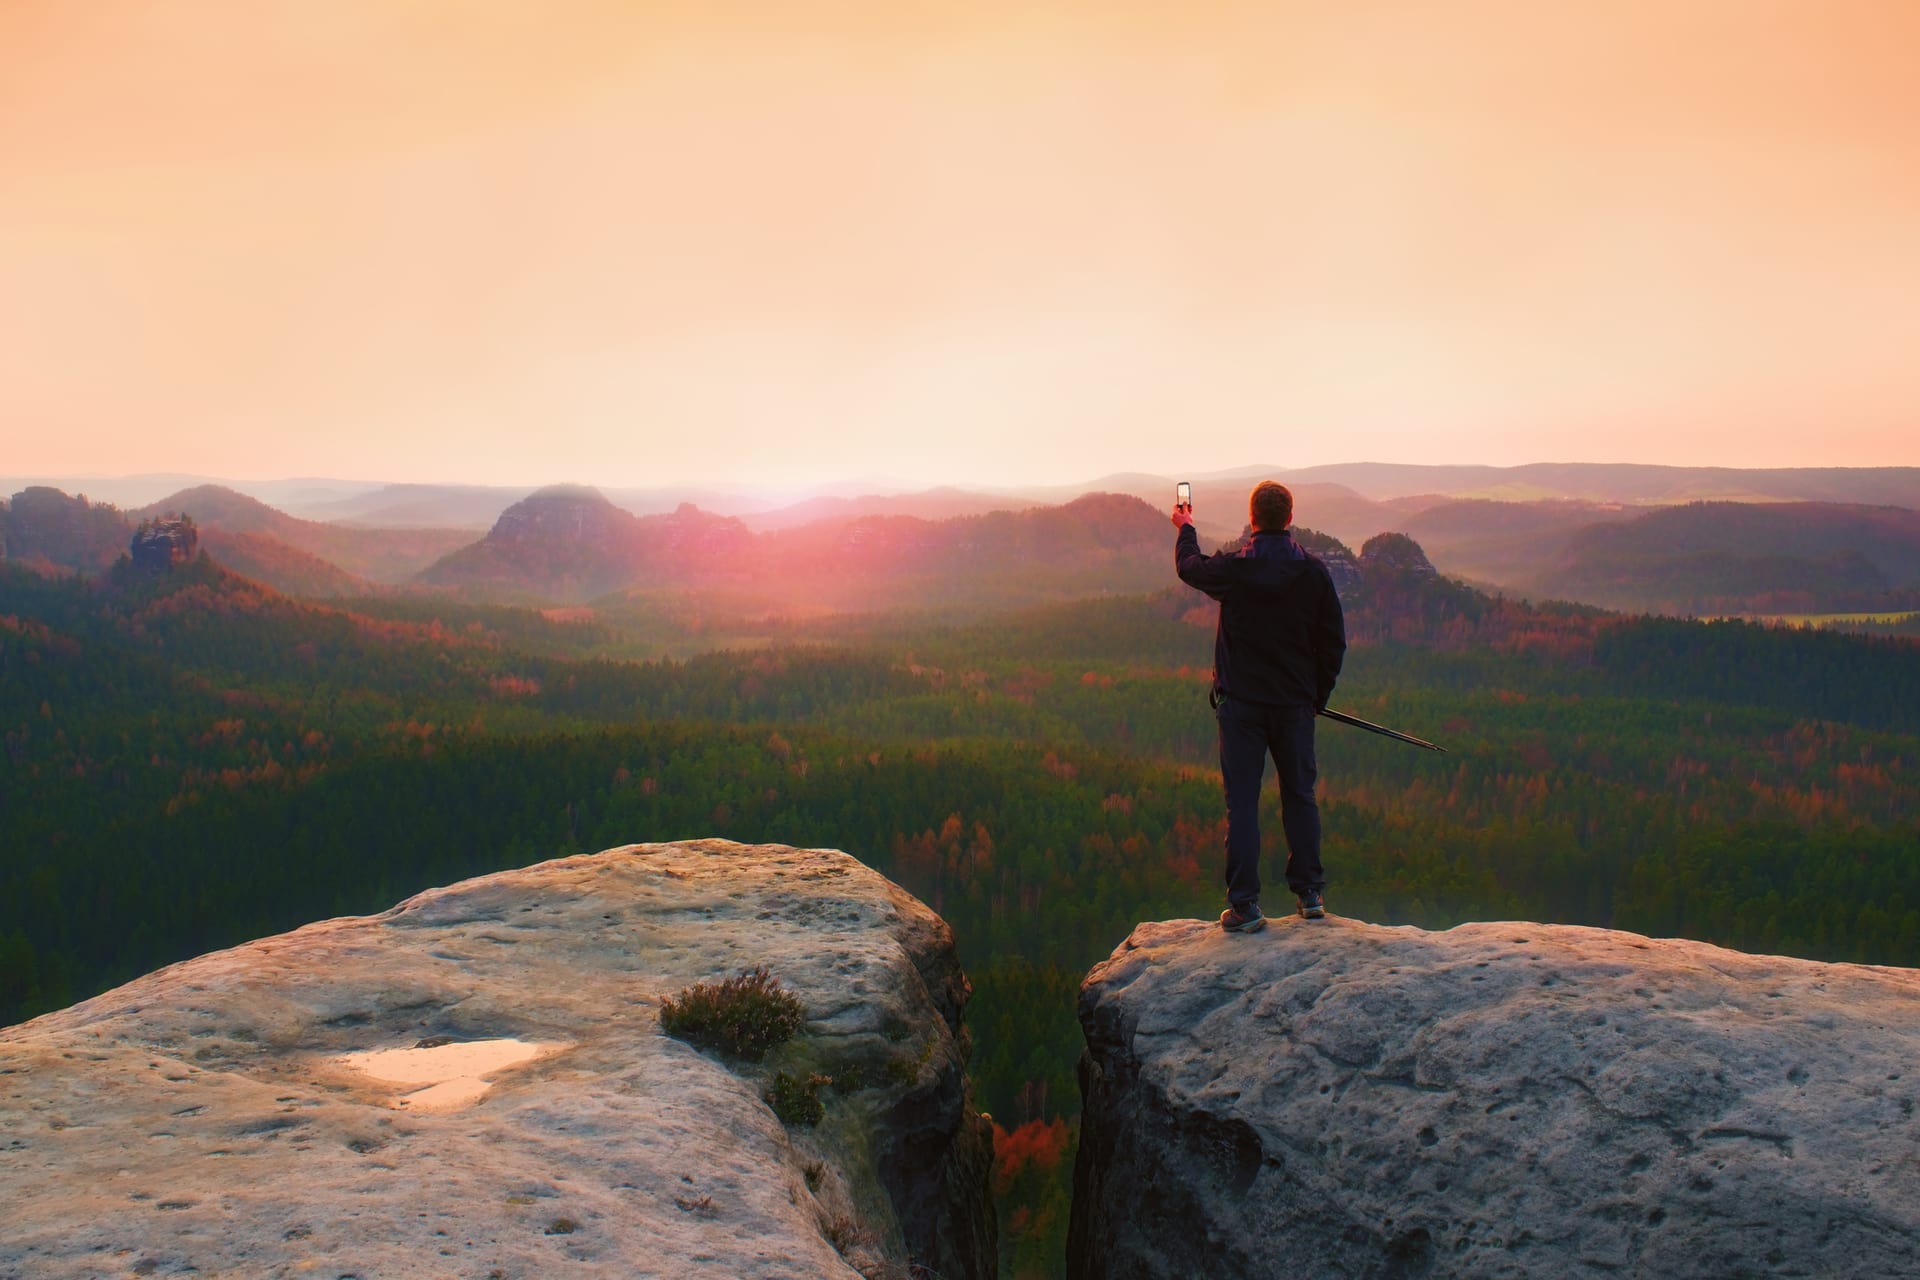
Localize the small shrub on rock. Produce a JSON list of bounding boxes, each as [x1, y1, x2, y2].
[[822, 1212, 869, 1254], [659, 966, 806, 1061], [767, 1071, 832, 1126], [884, 1035, 937, 1086]]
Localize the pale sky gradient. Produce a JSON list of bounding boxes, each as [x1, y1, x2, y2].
[[3, 0, 1917, 489]]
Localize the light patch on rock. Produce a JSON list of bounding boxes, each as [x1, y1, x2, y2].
[[336, 1037, 569, 1112]]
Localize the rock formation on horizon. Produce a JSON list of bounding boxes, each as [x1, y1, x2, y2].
[[1288, 526, 1363, 594], [129, 514, 200, 573], [417, 485, 756, 601], [1357, 530, 1439, 583], [1070, 916, 1920, 1279], [0, 840, 994, 1279]]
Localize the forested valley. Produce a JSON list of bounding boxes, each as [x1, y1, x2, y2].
[[4, 549, 1918, 1277]]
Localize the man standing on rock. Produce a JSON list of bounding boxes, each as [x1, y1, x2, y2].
[[1173, 481, 1347, 932]]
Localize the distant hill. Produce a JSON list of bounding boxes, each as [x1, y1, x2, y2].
[[136, 484, 292, 535], [291, 482, 537, 529], [1397, 499, 1648, 588], [0, 484, 379, 599], [739, 488, 1032, 532], [296, 481, 776, 528], [420, 486, 1174, 608], [190, 529, 376, 598], [0, 487, 130, 574], [314, 473, 1422, 554], [0, 473, 229, 509], [1532, 502, 1920, 614], [1005, 470, 1425, 549], [0, 482, 472, 598], [1011, 461, 1919, 512], [418, 486, 756, 602], [1244, 482, 1419, 549], [1275, 462, 1920, 507], [138, 485, 471, 584], [30, 462, 1920, 522]]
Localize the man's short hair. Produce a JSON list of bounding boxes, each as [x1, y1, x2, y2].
[[1250, 481, 1294, 532]]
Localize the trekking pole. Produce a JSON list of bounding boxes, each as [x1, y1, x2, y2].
[[1318, 707, 1446, 753]]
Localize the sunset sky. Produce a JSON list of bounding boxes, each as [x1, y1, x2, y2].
[[3, 1, 1917, 490]]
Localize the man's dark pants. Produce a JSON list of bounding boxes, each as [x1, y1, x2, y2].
[[1217, 695, 1322, 910]]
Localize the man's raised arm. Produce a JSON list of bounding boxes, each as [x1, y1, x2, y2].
[[1173, 506, 1233, 600]]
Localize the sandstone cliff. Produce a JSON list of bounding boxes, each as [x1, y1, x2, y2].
[[1071, 916, 1920, 1279], [0, 840, 994, 1279]]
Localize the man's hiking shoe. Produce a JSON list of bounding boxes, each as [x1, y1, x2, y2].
[[1220, 905, 1266, 934], [1296, 890, 1326, 920]]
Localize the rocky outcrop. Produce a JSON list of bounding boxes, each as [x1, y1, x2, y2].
[[129, 516, 200, 573], [0, 840, 994, 1279], [1358, 531, 1439, 582], [1292, 526, 1363, 596], [1070, 916, 1920, 1279]]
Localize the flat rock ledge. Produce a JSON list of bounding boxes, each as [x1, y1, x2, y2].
[[0, 840, 994, 1280], [1069, 916, 1920, 1280]]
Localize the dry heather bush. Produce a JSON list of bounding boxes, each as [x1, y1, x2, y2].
[[659, 965, 806, 1060]]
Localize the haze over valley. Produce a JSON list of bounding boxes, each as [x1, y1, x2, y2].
[[9, 460, 1919, 622]]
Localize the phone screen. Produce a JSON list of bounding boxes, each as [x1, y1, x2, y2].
[[1177, 482, 1191, 507]]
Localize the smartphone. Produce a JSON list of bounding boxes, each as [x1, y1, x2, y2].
[[1177, 481, 1191, 508]]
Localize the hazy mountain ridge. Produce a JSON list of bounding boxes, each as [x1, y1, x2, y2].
[[1274, 462, 1920, 507], [1562, 500, 1920, 574], [420, 486, 1173, 607], [134, 484, 471, 583], [290, 481, 538, 528], [739, 487, 1034, 531], [1362, 498, 1920, 616], [189, 528, 377, 598], [1535, 501, 1920, 614], [12, 471, 1920, 622], [418, 488, 758, 602], [0, 483, 471, 597], [0, 487, 129, 574], [1395, 498, 1646, 587], [20, 462, 1919, 527]]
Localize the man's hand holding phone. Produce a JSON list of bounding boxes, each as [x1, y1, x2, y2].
[[1172, 481, 1193, 529]]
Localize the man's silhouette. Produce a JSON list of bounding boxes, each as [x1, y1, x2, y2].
[[1174, 481, 1347, 931]]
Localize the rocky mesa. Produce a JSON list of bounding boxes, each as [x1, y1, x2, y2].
[[1070, 916, 1920, 1279], [0, 840, 994, 1280]]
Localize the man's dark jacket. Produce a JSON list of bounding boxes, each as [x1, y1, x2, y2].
[[1175, 524, 1347, 709]]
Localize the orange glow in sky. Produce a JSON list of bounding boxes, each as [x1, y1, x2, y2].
[[3, 1, 1917, 488]]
